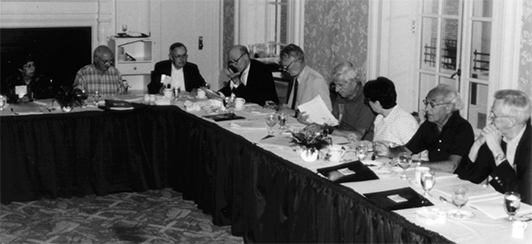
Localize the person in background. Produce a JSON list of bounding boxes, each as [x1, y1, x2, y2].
[[218, 45, 278, 106], [73, 45, 125, 96], [363, 76, 418, 145], [148, 42, 206, 94], [374, 84, 474, 174], [5, 56, 54, 103], [459, 90, 531, 205], [328, 62, 375, 140], [279, 44, 331, 111]]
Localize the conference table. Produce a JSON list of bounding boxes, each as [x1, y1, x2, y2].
[[1, 94, 530, 243]]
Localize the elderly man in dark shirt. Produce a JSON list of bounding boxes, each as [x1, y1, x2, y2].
[[374, 84, 475, 174], [459, 90, 531, 205]]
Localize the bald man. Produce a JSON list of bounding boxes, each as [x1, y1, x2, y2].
[[73, 45, 125, 96], [218, 45, 278, 106]]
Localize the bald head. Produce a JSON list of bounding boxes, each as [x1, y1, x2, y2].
[[93, 45, 114, 72], [228, 45, 250, 73]]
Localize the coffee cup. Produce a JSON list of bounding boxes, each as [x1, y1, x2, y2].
[[235, 97, 246, 110], [415, 166, 430, 185], [197, 89, 206, 99], [163, 88, 173, 99], [328, 145, 346, 163]]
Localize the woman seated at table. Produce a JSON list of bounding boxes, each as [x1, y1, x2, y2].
[[374, 84, 475, 174], [4, 55, 54, 103], [363, 76, 418, 146]]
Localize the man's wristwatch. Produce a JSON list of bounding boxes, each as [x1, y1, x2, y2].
[[494, 153, 506, 164]]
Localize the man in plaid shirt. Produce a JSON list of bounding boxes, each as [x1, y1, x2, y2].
[[73, 45, 125, 96]]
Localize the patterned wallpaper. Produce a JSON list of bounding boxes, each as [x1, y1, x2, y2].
[[303, 0, 369, 83], [520, 0, 532, 99], [223, 0, 235, 69]]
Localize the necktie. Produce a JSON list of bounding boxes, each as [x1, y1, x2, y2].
[[290, 78, 299, 109]]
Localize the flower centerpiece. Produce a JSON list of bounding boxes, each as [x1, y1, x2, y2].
[[291, 123, 333, 162], [55, 86, 88, 112]]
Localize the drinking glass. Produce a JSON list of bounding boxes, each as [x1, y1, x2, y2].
[[504, 192, 521, 222], [277, 112, 287, 130], [421, 171, 436, 197], [355, 142, 368, 160], [121, 25, 128, 34], [451, 185, 469, 218], [265, 113, 278, 135], [397, 152, 412, 180], [92, 91, 101, 106], [0, 95, 6, 111]]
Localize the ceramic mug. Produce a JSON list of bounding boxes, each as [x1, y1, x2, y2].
[[235, 97, 246, 110], [163, 88, 173, 99], [328, 145, 346, 163], [197, 89, 206, 99]]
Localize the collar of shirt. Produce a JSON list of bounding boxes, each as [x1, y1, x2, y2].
[[171, 64, 185, 89], [503, 125, 526, 167]]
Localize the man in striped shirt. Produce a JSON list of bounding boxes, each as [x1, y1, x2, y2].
[[73, 45, 125, 96], [363, 77, 418, 146]]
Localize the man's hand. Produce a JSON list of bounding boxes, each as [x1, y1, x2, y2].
[[373, 141, 391, 157], [296, 110, 311, 125], [481, 124, 504, 155], [224, 68, 241, 85]]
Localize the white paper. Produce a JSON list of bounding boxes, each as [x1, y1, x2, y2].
[[15, 85, 27, 97], [297, 95, 338, 126]]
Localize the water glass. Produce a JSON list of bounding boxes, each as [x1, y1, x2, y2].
[[92, 91, 101, 106], [277, 112, 287, 130], [397, 152, 412, 180], [451, 186, 469, 218], [504, 192, 521, 222], [355, 142, 368, 160], [265, 113, 278, 135], [421, 171, 435, 197]]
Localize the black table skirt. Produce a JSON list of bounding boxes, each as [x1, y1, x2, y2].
[[0, 106, 451, 243]]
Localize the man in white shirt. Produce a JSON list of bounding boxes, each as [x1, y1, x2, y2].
[[148, 42, 206, 94]]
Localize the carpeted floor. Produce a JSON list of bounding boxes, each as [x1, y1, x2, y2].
[[0, 188, 243, 243]]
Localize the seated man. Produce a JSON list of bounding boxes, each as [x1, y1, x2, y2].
[[459, 90, 531, 205], [279, 44, 331, 111], [147, 42, 206, 94], [374, 84, 474, 174], [218, 45, 278, 105], [73, 45, 126, 96], [363, 76, 418, 145], [329, 62, 375, 140]]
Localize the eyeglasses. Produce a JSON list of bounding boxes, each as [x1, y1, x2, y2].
[[228, 53, 246, 65], [489, 110, 511, 121], [171, 53, 188, 60], [279, 59, 297, 72], [423, 99, 451, 109], [96, 56, 113, 66]]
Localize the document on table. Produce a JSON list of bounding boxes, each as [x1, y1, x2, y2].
[[297, 95, 338, 126]]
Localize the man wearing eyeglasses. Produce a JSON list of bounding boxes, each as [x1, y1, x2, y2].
[[459, 90, 531, 205], [148, 42, 206, 94], [73, 45, 126, 96], [218, 45, 278, 106], [374, 84, 474, 174], [279, 44, 332, 111]]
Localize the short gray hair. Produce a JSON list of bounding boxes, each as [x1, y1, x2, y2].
[[494, 89, 532, 124], [332, 62, 361, 86], [427, 84, 463, 111]]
